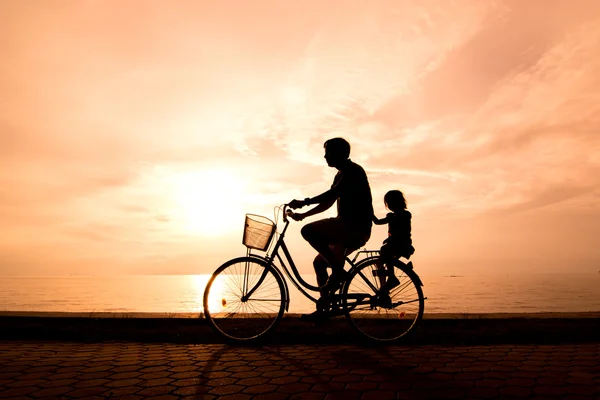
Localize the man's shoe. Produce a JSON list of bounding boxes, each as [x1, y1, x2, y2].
[[300, 310, 329, 323]]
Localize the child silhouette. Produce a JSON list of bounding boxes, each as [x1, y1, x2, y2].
[[373, 190, 415, 303]]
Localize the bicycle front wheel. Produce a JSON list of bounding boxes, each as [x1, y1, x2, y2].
[[203, 257, 285, 342], [343, 258, 424, 342]]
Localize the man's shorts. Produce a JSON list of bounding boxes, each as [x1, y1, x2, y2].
[[306, 217, 371, 253]]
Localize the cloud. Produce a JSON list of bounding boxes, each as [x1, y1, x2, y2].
[[355, 13, 600, 217], [233, 0, 503, 161]]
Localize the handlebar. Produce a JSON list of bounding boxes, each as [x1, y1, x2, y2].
[[283, 204, 294, 223]]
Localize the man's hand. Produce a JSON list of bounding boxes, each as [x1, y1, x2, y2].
[[290, 212, 306, 221], [288, 199, 306, 209]]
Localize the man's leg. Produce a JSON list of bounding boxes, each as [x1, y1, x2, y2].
[[312, 254, 330, 298], [301, 219, 346, 274]]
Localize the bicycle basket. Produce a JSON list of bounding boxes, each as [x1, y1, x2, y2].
[[242, 214, 276, 251]]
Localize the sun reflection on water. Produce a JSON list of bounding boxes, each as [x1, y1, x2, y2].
[[190, 274, 224, 314]]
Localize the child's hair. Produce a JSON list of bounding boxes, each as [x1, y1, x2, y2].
[[384, 190, 407, 212]]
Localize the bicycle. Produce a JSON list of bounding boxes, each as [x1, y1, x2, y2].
[[203, 204, 426, 343]]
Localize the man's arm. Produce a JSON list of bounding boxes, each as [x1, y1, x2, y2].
[[297, 196, 336, 219], [306, 184, 340, 206], [289, 173, 344, 220]]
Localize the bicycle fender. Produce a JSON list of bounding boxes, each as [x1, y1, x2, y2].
[[351, 256, 380, 271], [396, 260, 424, 287], [351, 256, 423, 287]]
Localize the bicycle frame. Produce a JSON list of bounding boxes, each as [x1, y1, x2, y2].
[[246, 205, 381, 309]]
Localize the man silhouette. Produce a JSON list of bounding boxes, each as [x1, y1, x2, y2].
[[289, 137, 373, 319]]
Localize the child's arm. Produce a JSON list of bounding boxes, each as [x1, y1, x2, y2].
[[372, 214, 388, 225]]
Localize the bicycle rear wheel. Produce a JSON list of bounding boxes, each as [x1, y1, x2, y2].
[[203, 257, 285, 342], [342, 258, 424, 342]]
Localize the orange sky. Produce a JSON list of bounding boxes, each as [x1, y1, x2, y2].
[[1, 0, 599, 276]]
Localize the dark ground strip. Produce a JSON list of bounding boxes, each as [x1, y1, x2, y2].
[[1, 315, 600, 345]]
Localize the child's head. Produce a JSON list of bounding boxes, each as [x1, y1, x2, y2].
[[384, 190, 407, 212]]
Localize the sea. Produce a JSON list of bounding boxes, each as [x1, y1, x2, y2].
[[1, 272, 599, 315]]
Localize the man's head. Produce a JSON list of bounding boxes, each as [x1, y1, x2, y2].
[[324, 137, 351, 168]]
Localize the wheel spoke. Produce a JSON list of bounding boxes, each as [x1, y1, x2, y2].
[[204, 257, 285, 341], [343, 259, 424, 342]]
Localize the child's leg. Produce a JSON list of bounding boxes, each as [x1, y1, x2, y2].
[[381, 246, 399, 292], [384, 266, 400, 290], [377, 245, 389, 288]]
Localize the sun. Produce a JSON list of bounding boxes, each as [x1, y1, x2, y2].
[[170, 168, 246, 236]]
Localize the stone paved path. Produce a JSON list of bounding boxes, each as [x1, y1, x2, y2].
[[0, 341, 599, 399]]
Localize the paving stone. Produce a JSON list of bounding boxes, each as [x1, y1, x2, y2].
[[499, 385, 533, 397], [136, 386, 176, 396], [0, 386, 39, 398], [429, 387, 466, 399], [476, 378, 505, 388], [243, 383, 279, 394], [311, 382, 346, 392], [217, 394, 252, 400], [143, 395, 178, 400], [345, 381, 378, 391], [84, 366, 113, 373], [467, 386, 499, 398], [236, 377, 270, 387], [205, 377, 238, 386], [361, 390, 396, 400], [268, 376, 299, 385], [105, 378, 142, 387], [30, 386, 73, 397], [204, 371, 231, 379], [0, 372, 22, 380], [144, 371, 172, 380], [276, 382, 312, 394], [324, 389, 361, 400], [331, 373, 362, 383], [208, 384, 244, 395], [173, 385, 209, 396], [5, 378, 46, 388], [507, 377, 537, 387], [73, 378, 110, 388], [170, 377, 200, 387], [564, 384, 599, 396], [104, 386, 142, 397], [261, 370, 291, 378], [143, 377, 175, 387], [289, 393, 325, 400], [378, 380, 413, 391], [253, 393, 288, 400], [533, 385, 568, 397], [426, 372, 455, 381], [68, 386, 108, 398], [568, 377, 598, 386], [169, 365, 197, 373], [455, 371, 483, 380]]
